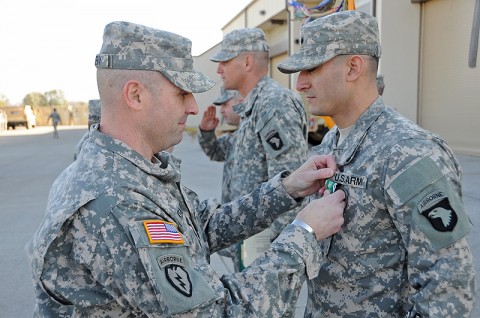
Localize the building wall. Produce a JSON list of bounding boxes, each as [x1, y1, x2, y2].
[[377, 0, 421, 122], [246, 0, 285, 27], [419, 0, 480, 155], [224, 12, 247, 34]]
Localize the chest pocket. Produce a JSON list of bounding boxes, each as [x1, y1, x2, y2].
[[129, 221, 217, 315]]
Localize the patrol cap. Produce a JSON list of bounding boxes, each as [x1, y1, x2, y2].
[[213, 87, 237, 105], [95, 21, 215, 93], [210, 28, 269, 62], [376, 74, 384, 87], [277, 10, 381, 74], [88, 99, 101, 122]]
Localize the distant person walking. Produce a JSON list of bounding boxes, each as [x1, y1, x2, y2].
[[47, 108, 62, 138]]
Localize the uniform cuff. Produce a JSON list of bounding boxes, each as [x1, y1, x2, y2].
[[273, 224, 322, 280]]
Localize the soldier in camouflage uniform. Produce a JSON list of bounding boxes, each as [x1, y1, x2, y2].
[[26, 21, 346, 317], [74, 99, 101, 161], [278, 10, 475, 317], [198, 87, 243, 204], [198, 87, 244, 272], [210, 28, 309, 245]]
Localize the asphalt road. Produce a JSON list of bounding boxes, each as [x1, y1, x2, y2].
[[0, 125, 478, 317]]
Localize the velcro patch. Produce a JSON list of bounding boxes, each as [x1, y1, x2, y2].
[[157, 254, 185, 268], [143, 220, 184, 244], [418, 191, 457, 232], [331, 172, 367, 188], [265, 130, 284, 151], [388, 156, 472, 251], [165, 264, 192, 297]]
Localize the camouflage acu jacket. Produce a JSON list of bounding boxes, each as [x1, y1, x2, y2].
[[26, 126, 321, 317], [198, 129, 237, 203], [231, 76, 309, 237], [306, 98, 475, 317]]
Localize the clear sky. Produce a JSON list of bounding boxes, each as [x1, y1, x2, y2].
[[0, 0, 251, 105]]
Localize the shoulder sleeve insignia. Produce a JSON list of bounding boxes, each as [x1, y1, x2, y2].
[[143, 220, 184, 244], [165, 264, 192, 297], [418, 191, 457, 232], [266, 130, 284, 151]]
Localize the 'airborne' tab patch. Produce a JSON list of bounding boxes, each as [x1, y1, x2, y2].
[[143, 220, 184, 244]]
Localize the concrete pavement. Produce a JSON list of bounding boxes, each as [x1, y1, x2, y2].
[[0, 126, 478, 317]]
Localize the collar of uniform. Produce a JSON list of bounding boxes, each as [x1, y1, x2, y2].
[[336, 97, 385, 166], [90, 126, 181, 182], [313, 97, 386, 167], [242, 75, 270, 116]]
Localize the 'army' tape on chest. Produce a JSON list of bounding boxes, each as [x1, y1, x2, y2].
[[332, 172, 367, 188]]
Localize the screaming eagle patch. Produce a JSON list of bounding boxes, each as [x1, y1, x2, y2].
[[418, 191, 457, 232], [265, 130, 284, 151], [165, 264, 192, 297]]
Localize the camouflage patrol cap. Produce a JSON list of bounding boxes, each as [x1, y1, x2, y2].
[[277, 11, 381, 74], [210, 28, 269, 62], [376, 74, 385, 95], [213, 87, 237, 105], [88, 99, 101, 122], [95, 21, 215, 93]]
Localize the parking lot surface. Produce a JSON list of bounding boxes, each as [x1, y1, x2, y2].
[[0, 126, 478, 317]]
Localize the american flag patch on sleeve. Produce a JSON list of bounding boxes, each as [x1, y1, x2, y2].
[[143, 220, 184, 244]]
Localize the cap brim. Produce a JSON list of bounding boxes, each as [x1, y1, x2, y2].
[[277, 51, 334, 74], [210, 50, 238, 62], [213, 98, 228, 105], [162, 70, 215, 93]]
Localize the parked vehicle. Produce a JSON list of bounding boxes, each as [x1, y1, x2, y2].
[[0, 105, 36, 129]]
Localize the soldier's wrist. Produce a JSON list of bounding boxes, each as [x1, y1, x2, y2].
[[291, 219, 316, 239]]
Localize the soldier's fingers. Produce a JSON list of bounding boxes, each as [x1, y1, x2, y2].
[[311, 155, 337, 170]]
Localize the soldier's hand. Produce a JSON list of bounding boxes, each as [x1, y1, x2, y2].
[[296, 190, 345, 240], [282, 155, 337, 199], [199, 105, 219, 131]]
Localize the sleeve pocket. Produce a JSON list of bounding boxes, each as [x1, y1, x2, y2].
[[129, 221, 218, 315], [386, 157, 472, 251]]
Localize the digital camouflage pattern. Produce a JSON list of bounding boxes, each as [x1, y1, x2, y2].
[[277, 10, 381, 74], [210, 28, 269, 62], [230, 76, 309, 239], [88, 99, 101, 123], [198, 128, 241, 269], [213, 87, 237, 106], [26, 125, 323, 317], [305, 98, 475, 317], [199, 90, 242, 269], [95, 21, 214, 93], [198, 129, 238, 204], [73, 131, 88, 161], [73, 99, 101, 161]]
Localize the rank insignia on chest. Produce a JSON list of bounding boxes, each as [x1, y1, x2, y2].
[[265, 130, 284, 150], [143, 220, 184, 244]]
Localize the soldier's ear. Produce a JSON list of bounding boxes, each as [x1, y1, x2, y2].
[[123, 80, 143, 110], [244, 54, 255, 72], [345, 55, 364, 82]]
